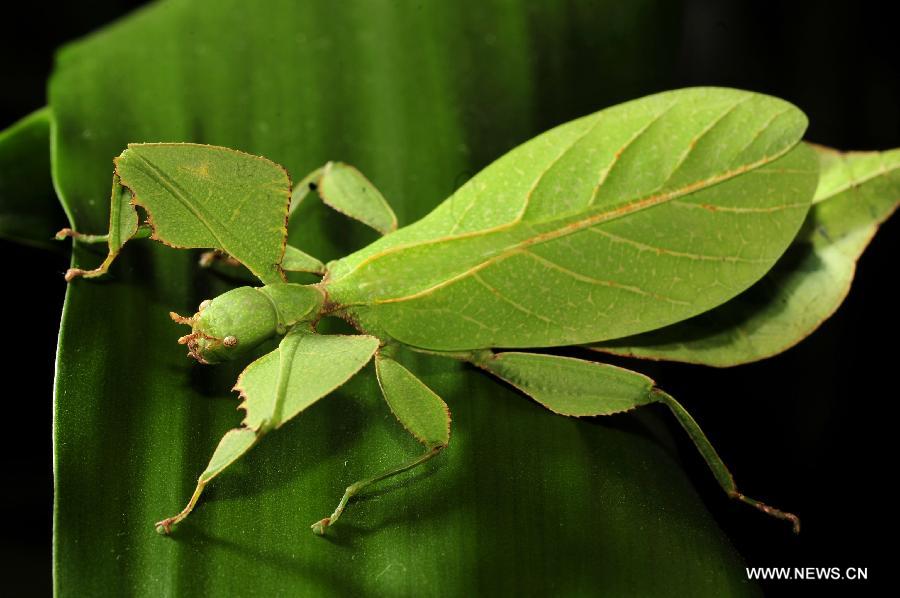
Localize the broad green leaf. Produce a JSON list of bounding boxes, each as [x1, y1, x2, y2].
[[375, 353, 450, 447], [477, 351, 654, 416], [114, 143, 290, 284], [49, 0, 756, 595], [237, 328, 379, 430], [281, 244, 325, 274], [326, 88, 819, 350], [318, 161, 398, 235], [593, 144, 900, 366], [0, 108, 64, 249]]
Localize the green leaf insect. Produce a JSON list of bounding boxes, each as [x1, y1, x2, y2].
[[57, 87, 899, 537]]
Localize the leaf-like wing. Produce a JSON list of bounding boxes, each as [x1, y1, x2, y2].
[[375, 353, 450, 447], [325, 88, 819, 350], [592, 144, 900, 366], [115, 143, 291, 284]]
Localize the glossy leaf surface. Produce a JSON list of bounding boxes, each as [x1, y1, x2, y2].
[[49, 0, 755, 595], [593, 144, 900, 366], [327, 88, 819, 350], [0, 108, 63, 248]]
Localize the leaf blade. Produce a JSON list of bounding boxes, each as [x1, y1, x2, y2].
[[0, 107, 64, 249]]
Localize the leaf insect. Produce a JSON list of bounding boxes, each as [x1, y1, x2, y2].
[[57, 88, 899, 536]]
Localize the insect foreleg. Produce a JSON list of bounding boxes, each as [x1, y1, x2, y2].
[[156, 330, 379, 535], [57, 173, 145, 281]]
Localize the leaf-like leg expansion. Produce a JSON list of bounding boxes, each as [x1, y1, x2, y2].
[[312, 352, 451, 535], [289, 162, 398, 236], [60, 174, 142, 281], [475, 351, 799, 533], [199, 246, 325, 276], [155, 428, 258, 534], [651, 389, 800, 533], [288, 166, 325, 215], [154, 329, 379, 534], [281, 245, 326, 275]]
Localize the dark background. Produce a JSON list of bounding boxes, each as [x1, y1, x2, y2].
[[1, 1, 895, 595]]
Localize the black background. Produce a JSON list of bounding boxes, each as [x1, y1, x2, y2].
[[1, 1, 896, 595]]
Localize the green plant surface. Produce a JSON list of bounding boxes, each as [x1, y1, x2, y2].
[[593, 144, 900, 366], [0, 108, 63, 249], [44, 0, 760, 595]]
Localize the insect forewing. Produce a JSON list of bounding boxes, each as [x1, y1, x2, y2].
[[593, 144, 900, 366], [325, 88, 819, 350]]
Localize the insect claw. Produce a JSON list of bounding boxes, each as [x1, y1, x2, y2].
[[170, 311, 195, 325], [155, 518, 174, 535], [64, 268, 84, 282], [310, 517, 331, 536]]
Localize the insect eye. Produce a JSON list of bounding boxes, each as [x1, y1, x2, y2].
[[223, 336, 238, 348]]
